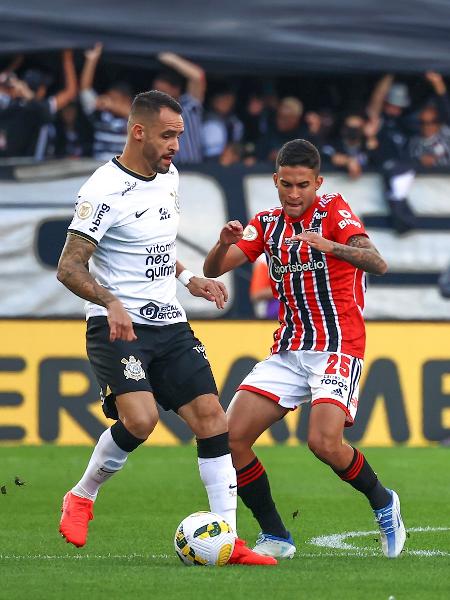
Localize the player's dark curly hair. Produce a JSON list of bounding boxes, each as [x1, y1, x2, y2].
[[276, 139, 321, 173], [130, 90, 182, 120]]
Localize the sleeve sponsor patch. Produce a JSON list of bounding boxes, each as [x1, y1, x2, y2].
[[76, 201, 94, 220], [242, 224, 258, 241]]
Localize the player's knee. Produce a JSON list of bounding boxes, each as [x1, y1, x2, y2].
[[122, 408, 159, 440], [191, 397, 226, 438], [307, 433, 340, 463], [228, 427, 251, 457]]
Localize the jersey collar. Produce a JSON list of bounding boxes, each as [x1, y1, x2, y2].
[[112, 156, 157, 182]]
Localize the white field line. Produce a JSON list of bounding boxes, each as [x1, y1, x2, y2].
[[308, 526, 450, 557], [1, 527, 448, 561]]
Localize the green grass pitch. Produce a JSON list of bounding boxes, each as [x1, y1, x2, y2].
[[1, 446, 449, 600]]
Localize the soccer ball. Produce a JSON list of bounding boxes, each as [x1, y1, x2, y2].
[[174, 511, 236, 566]]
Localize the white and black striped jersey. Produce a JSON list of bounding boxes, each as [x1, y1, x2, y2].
[[67, 157, 187, 326]]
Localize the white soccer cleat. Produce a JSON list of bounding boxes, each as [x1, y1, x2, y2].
[[252, 531, 296, 559], [374, 489, 406, 558]]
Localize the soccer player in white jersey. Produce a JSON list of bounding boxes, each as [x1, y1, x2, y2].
[[56, 90, 276, 565]]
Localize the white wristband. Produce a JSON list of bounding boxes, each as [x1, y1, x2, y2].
[[178, 269, 195, 286]]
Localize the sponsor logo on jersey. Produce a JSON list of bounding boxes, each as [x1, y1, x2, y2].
[[312, 210, 328, 220], [269, 255, 325, 282], [193, 344, 207, 360], [159, 207, 171, 220], [121, 356, 146, 381], [242, 224, 258, 241], [121, 181, 137, 196], [318, 193, 339, 208], [320, 377, 348, 391], [331, 388, 344, 398], [76, 201, 93, 220], [139, 301, 183, 320], [135, 208, 149, 218], [145, 242, 176, 281], [89, 203, 111, 233], [283, 237, 300, 246], [337, 209, 361, 230], [261, 214, 278, 223]]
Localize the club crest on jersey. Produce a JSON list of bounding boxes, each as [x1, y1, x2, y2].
[[121, 356, 146, 381], [76, 201, 93, 220], [242, 224, 258, 241]]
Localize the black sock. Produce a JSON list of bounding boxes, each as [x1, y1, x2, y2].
[[334, 447, 391, 510], [110, 420, 145, 452], [237, 457, 289, 538]]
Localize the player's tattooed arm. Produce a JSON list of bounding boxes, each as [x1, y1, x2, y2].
[[57, 234, 116, 306], [294, 232, 387, 275], [332, 235, 388, 275], [57, 234, 136, 341]]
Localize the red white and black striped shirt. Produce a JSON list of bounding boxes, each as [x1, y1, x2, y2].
[[237, 193, 367, 358]]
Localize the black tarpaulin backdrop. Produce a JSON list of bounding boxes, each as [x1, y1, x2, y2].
[[2, 0, 450, 74]]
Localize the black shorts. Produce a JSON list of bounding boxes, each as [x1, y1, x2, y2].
[[86, 317, 218, 419]]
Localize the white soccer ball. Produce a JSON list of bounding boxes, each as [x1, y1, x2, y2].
[[174, 511, 236, 566]]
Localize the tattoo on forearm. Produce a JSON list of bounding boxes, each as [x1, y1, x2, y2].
[[57, 235, 118, 307], [331, 235, 387, 275]]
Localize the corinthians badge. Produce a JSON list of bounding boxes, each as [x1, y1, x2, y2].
[[121, 355, 146, 381]]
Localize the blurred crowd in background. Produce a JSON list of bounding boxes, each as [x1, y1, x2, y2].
[[1, 46, 450, 310], [1, 47, 449, 173]]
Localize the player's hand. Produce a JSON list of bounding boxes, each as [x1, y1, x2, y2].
[[219, 221, 244, 246], [106, 300, 137, 342], [290, 232, 334, 253], [187, 277, 228, 309]]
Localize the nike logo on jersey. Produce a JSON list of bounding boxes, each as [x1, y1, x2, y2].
[[135, 209, 149, 218], [229, 484, 237, 489]]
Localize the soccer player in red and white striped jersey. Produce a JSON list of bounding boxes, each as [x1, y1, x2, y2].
[[204, 139, 406, 559]]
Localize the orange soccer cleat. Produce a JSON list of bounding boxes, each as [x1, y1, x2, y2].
[[228, 538, 278, 565], [59, 491, 94, 548]]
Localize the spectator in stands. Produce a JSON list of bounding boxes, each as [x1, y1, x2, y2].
[[80, 43, 132, 161], [256, 96, 322, 163], [409, 74, 450, 168], [240, 88, 274, 146], [54, 101, 91, 158], [0, 50, 77, 159], [409, 105, 450, 167], [153, 52, 205, 164], [322, 112, 377, 178], [202, 84, 244, 162], [366, 75, 417, 233]]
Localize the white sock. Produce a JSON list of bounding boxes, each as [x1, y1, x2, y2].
[[72, 428, 129, 501], [198, 453, 237, 532]]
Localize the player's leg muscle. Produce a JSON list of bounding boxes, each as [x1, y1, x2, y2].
[[178, 393, 227, 438], [115, 390, 159, 439], [307, 402, 354, 470], [227, 390, 288, 469]]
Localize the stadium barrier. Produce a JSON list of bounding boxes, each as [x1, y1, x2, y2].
[[1, 320, 449, 447], [1, 163, 450, 320]]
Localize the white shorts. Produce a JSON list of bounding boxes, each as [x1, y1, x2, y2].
[[238, 350, 363, 426]]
